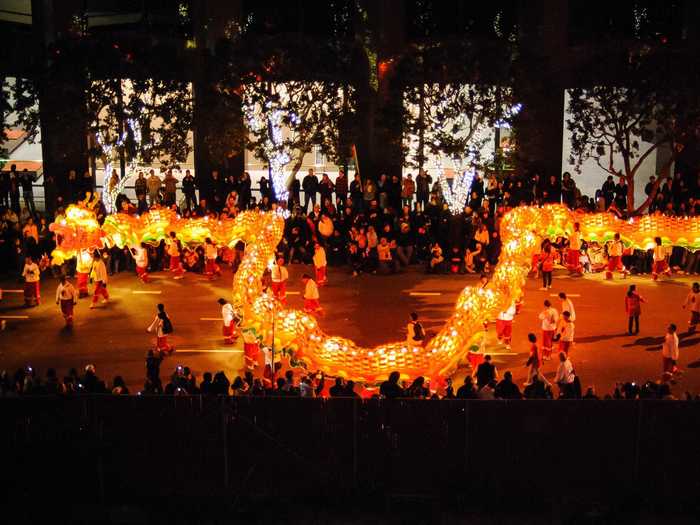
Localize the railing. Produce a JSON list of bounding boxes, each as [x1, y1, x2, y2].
[[1, 397, 699, 502]]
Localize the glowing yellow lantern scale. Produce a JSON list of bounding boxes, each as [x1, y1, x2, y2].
[[50, 204, 700, 382]]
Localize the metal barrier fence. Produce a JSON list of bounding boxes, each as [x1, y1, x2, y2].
[[1, 397, 699, 503]]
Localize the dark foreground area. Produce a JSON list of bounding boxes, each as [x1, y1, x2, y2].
[[3, 396, 700, 524]]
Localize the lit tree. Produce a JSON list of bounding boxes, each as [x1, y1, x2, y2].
[[242, 81, 355, 201], [403, 83, 516, 213], [566, 49, 700, 214]]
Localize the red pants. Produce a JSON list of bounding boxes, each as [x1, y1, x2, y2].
[[271, 281, 287, 304], [157, 335, 173, 354], [223, 322, 237, 343], [607, 256, 623, 272], [567, 249, 581, 272], [24, 281, 39, 305], [169, 255, 184, 276], [662, 356, 677, 374], [304, 298, 321, 312], [205, 259, 220, 276], [60, 299, 74, 324], [542, 330, 555, 358], [136, 266, 149, 282], [315, 266, 327, 284], [558, 340, 572, 355], [496, 319, 513, 342], [652, 260, 668, 277], [92, 281, 109, 304], [76, 272, 89, 297], [244, 342, 260, 368]]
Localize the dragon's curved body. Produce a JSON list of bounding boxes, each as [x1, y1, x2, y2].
[[50, 204, 700, 381]]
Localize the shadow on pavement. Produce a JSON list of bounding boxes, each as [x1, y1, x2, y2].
[[577, 333, 630, 344]]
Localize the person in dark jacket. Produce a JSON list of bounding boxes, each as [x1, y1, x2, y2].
[[302, 169, 319, 213], [495, 371, 522, 399], [182, 170, 197, 210], [474, 355, 498, 390]]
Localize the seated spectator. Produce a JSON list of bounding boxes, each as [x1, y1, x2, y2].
[[495, 371, 522, 399]]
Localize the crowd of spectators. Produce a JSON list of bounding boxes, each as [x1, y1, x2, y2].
[[0, 359, 694, 401], [2, 164, 700, 278]]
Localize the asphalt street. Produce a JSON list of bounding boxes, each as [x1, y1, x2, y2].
[[2, 264, 699, 396]]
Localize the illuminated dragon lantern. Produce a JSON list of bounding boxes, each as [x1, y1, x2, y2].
[[50, 203, 700, 382]]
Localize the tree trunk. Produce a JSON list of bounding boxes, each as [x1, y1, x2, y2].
[[417, 85, 425, 170], [626, 174, 635, 213]]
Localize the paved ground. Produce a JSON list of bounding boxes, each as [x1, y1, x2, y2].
[[2, 263, 700, 395]]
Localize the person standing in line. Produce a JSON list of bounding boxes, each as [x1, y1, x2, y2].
[[131, 242, 150, 283], [401, 174, 415, 208], [19, 169, 36, 216], [89, 251, 109, 308], [147, 303, 174, 355], [538, 299, 559, 360], [683, 282, 700, 333], [147, 169, 162, 206], [22, 256, 41, 307], [566, 222, 583, 274], [540, 243, 555, 290], [302, 273, 323, 315], [182, 169, 197, 211], [556, 311, 575, 355], [134, 171, 147, 202], [302, 168, 319, 213], [313, 242, 327, 286], [163, 169, 178, 207], [218, 298, 238, 345], [496, 302, 516, 350], [558, 292, 576, 322], [271, 257, 289, 305], [624, 284, 645, 335], [335, 169, 348, 210], [651, 237, 671, 281], [55, 275, 77, 327], [606, 232, 628, 280], [166, 231, 184, 279], [204, 238, 221, 279], [554, 352, 576, 398], [661, 323, 679, 376]]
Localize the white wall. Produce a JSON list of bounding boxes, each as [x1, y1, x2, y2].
[[561, 90, 660, 207]]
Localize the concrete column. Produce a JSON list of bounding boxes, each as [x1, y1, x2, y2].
[[514, 0, 569, 180], [191, 0, 245, 196]]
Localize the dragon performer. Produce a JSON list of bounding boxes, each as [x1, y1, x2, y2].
[[50, 202, 700, 383]]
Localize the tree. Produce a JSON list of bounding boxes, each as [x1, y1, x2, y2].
[[242, 81, 355, 201], [403, 82, 516, 213], [566, 48, 700, 214]]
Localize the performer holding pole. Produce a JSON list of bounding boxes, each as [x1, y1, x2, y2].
[[22, 257, 41, 307], [652, 236, 671, 281], [204, 238, 221, 279], [218, 298, 239, 344], [566, 222, 583, 275], [271, 257, 289, 304], [75, 249, 92, 298], [89, 251, 109, 309], [55, 275, 77, 327], [131, 242, 150, 283], [302, 273, 323, 315], [167, 231, 185, 279], [606, 232, 628, 280]]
